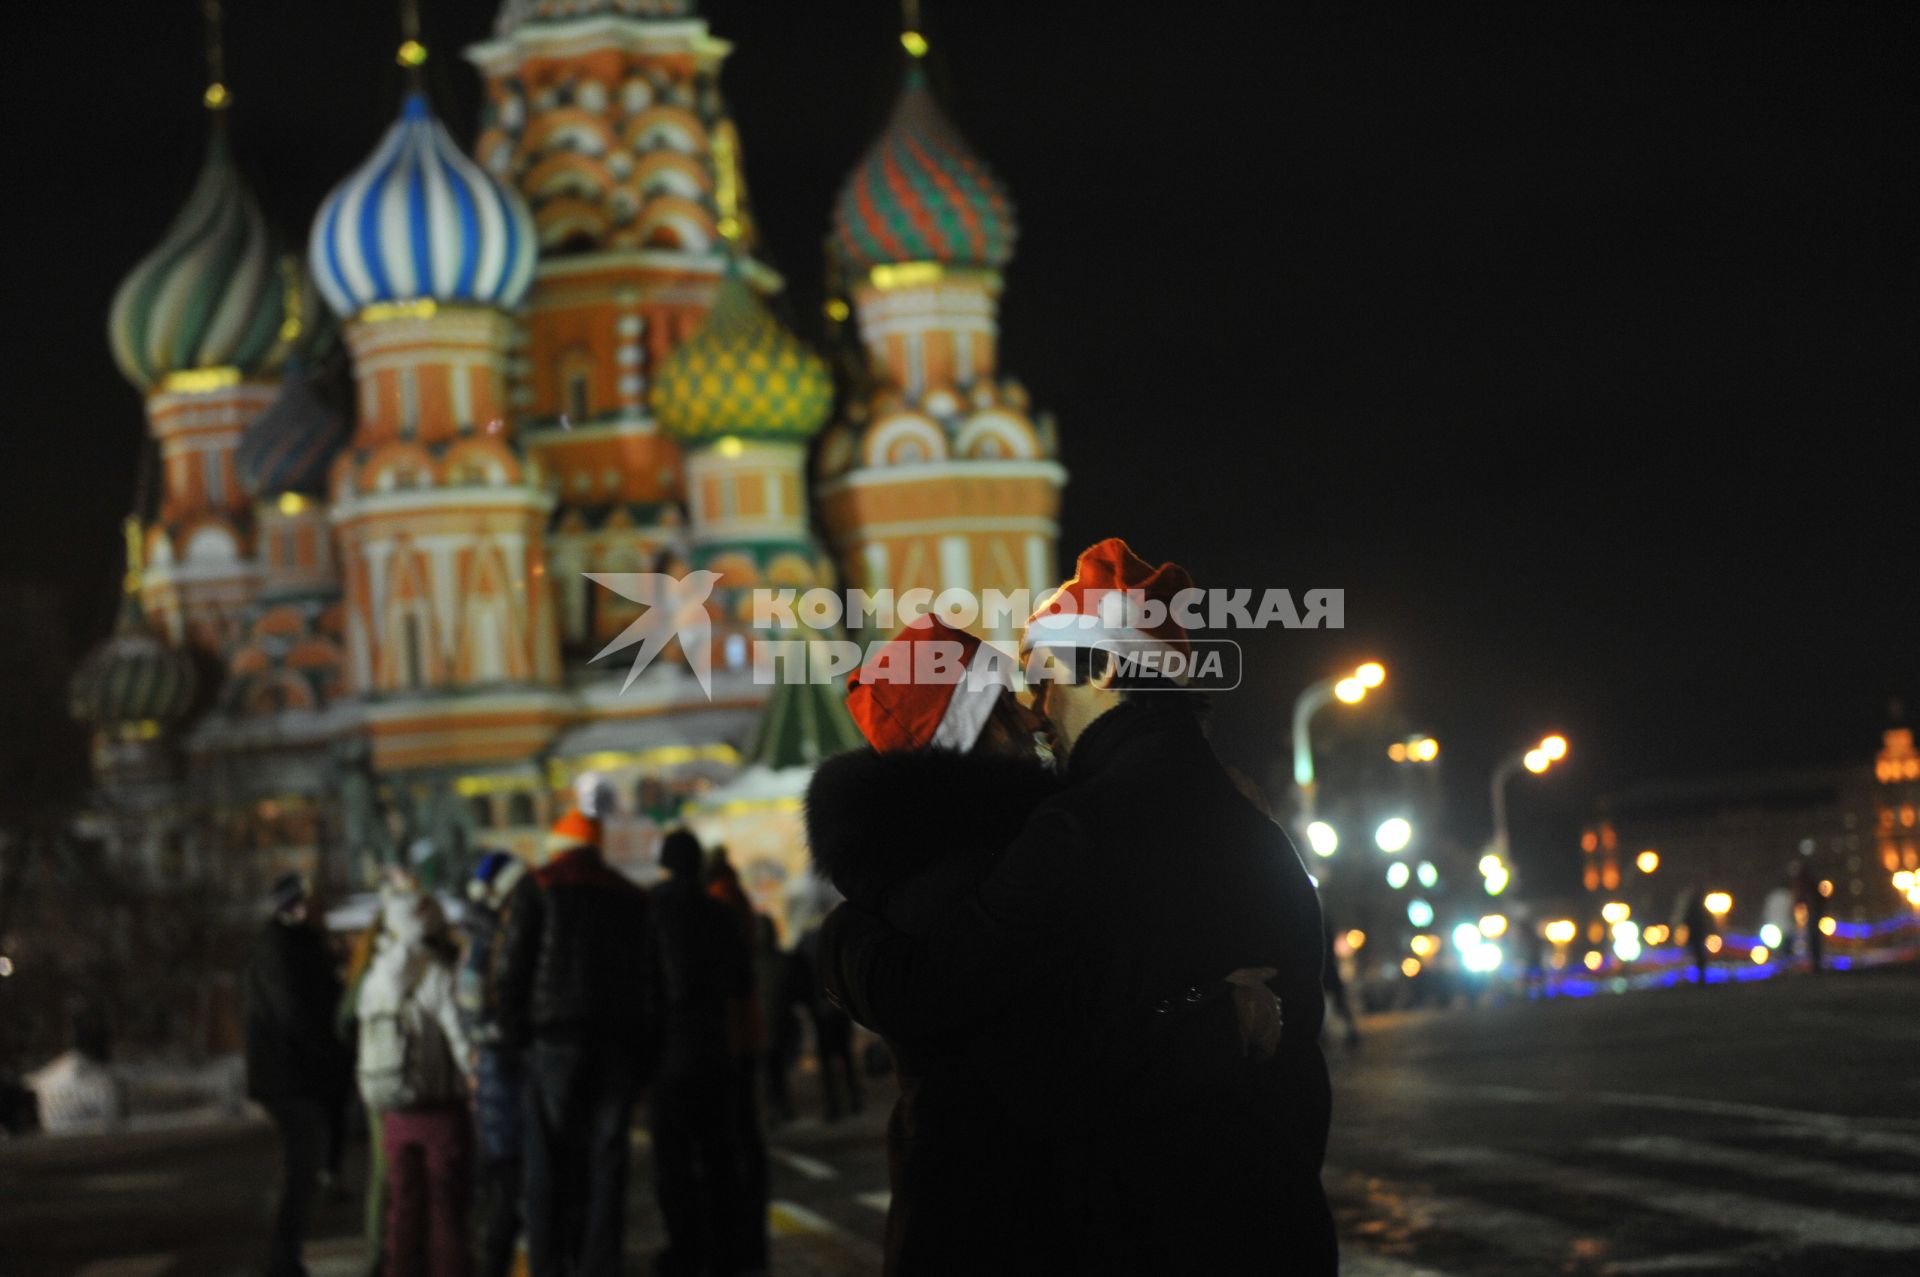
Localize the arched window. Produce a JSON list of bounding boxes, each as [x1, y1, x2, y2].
[[469, 796, 494, 829], [507, 792, 537, 826]]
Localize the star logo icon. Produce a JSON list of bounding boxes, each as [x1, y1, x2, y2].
[[583, 570, 724, 697]]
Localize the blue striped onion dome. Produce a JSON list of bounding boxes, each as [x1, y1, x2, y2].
[[109, 128, 321, 392], [237, 357, 352, 498], [650, 274, 834, 442], [311, 92, 537, 318], [69, 597, 200, 731]]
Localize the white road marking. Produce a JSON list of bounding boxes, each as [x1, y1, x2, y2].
[[1756, 1122, 1920, 1160], [769, 1147, 838, 1181], [854, 1189, 892, 1212], [1338, 1252, 1459, 1277], [1603, 1242, 1784, 1274], [1414, 1146, 1920, 1252], [769, 1199, 849, 1237], [1326, 1167, 1592, 1260], [1419, 1081, 1920, 1135], [1597, 1134, 1920, 1199]]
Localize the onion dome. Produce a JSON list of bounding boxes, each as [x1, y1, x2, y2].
[[236, 356, 351, 498], [70, 596, 200, 733], [832, 63, 1016, 273], [109, 129, 319, 393], [310, 92, 537, 319], [650, 275, 834, 442]]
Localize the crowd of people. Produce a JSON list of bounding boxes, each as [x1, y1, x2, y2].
[[244, 537, 1340, 1276], [244, 819, 855, 1277]]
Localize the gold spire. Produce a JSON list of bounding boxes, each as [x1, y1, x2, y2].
[[397, 0, 428, 79], [122, 517, 145, 596], [713, 119, 743, 243], [901, 0, 928, 58], [201, 0, 229, 111]]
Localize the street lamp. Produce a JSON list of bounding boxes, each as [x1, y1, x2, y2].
[[1291, 661, 1387, 835], [1489, 733, 1570, 857]]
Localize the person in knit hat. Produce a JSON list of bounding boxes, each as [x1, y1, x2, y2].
[[804, 615, 1064, 1274], [497, 810, 661, 1277], [820, 539, 1338, 1273]]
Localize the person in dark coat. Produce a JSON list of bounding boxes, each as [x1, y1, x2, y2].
[[804, 616, 1063, 1275], [1793, 861, 1828, 971], [459, 851, 536, 1277], [498, 810, 661, 1277], [246, 873, 350, 1277], [1682, 888, 1714, 985], [649, 828, 755, 1276], [820, 539, 1338, 1274]]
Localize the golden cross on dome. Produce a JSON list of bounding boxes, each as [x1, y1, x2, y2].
[[201, 0, 229, 111], [397, 0, 428, 79], [901, 0, 928, 58]]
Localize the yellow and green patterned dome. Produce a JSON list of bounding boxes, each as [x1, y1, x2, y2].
[[650, 274, 834, 443]]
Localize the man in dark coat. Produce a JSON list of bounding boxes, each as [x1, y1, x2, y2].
[[245, 873, 349, 1277], [820, 540, 1338, 1274], [499, 811, 661, 1277], [805, 616, 1064, 1275], [648, 829, 756, 1276]]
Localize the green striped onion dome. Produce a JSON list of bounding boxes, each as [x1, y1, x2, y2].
[[237, 355, 350, 498], [832, 63, 1015, 272], [650, 274, 834, 442], [109, 128, 320, 392], [69, 597, 200, 732], [743, 653, 866, 770]]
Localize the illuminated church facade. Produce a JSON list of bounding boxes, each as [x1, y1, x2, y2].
[[73, 0, 1065, 928]]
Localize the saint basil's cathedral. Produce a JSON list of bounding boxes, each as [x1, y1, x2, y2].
[[72, 0, 1066, 930]]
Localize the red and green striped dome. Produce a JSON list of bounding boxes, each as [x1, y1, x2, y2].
[[832, 64, 1015, 272]]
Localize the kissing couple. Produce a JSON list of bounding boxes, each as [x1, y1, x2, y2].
[[807, 537, 1339, 1276]]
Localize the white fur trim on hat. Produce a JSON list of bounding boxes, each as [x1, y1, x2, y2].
[[929, 641, 1019, 751]]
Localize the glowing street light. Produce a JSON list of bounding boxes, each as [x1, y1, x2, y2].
[[1543, 919, 1578, 945], [1601, 901, 1631, 924], [1291, 661, 1388, 833], [1490, 733, 1570, 857], [1306, 821, 1339, 857], [1390, 735, 1441, 764], [1416, 861, 1439, 888], [1408, 898, 1435, 928], [1704, 891, 1733, 917], [1636, 850, 1660, 874], [1759, 923, 1783, 949], [1479, 914, 1509, 939], [1375, 817, 1413, 853]]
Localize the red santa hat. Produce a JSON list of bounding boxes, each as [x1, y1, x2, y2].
[[546, 809, 601, 856], [847, 617, 1018, 754], [1022, 537, 1196, 677]]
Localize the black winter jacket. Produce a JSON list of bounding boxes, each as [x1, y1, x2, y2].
[[820, 701, 1338, 1275], [244, 919, 349, 1105], [806, 745, 1062, 1276], [648, 880, 752, 1079], [498, 846, 660, 1058]]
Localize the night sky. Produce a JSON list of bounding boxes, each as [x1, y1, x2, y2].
[[5, 2, 1914, 887]]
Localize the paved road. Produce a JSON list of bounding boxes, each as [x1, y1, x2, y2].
[[4, 966, 1916, 1275]]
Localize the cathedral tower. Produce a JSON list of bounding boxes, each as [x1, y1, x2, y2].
[[815, 41, 1066, 645], [468, 0, 760, 662], [311, 78, 562, 776]]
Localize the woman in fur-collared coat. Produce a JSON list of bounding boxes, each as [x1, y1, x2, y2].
[[804, 618, 1062, 1276]]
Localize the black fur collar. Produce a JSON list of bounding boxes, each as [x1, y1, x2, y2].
[[805, 747, 1060, 910]]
